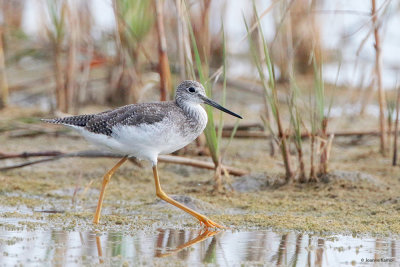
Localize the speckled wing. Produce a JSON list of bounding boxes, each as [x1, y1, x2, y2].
[[42, 114, 96, 127], [84, 103, 171, 136]]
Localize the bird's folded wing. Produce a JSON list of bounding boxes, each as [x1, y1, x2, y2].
[[85, 103, 170, 136]]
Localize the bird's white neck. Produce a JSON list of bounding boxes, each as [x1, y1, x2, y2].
[[177, 99, 208, 126]]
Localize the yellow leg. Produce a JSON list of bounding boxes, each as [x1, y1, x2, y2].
[[93, 157, 128, 224], [152, 165, 226, 229]]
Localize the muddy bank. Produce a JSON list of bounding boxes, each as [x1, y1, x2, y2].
[[0, 107, 399, 236]]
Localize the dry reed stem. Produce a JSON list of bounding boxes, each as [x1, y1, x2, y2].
[[54, 43, 65, 112], [239, 0, 280, 43], [219, 122, 263, 131], [175, 0, 194, 79], [155, 0, 172, 101], [286, 0, 320, 75], [46, 1, 67, 112], [111, 0, 148, 104], [0, 150, 248, 176], [393, 86, 400, 166], [196, 0, 211, 64], [221, 129, 400, 139], [76, 41, 93, 112], [297, 146, 307, 183], [309, 134, 317, 182], [255, 15, 276, 157], [213, 159, 223, 193], [325, 134, 334, 166], [252, 5, 293, 181], [279, 130, 293, 182], [372, 0, 387, 155], [65, 2, 79, 113], [318, 117, 328, 176], [387, 109, 393, 152], [272, 86, 293, 181], [175, 0, 186, 80], [0, 25, 8, 109]]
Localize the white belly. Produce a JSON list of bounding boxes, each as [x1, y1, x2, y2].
[[75, 104, 208, 165], [77, 118, 205, 165], [112, 120, 194, 160]]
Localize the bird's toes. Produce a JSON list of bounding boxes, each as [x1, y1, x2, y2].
[[199, 217, 227, 230]]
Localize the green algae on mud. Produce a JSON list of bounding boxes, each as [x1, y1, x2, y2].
[[1, 108, 400, 236]]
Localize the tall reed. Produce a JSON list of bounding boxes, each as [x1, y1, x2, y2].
[[216, 26, 227, 150], [285, 6, 306, 181], [309, 91, 317, 181], [371, 0, 387, 155], [393, 86, 400, 166], [64, 2, 80, 113], [46, 0, 67, 112], [288, 78, 306, 182], [312, 53, 329, 177], [183, 1, 235, 191], [386, 96, 395, 152], [112, 0, 154, 104], [45, 0, 92, 113], [155, 0, 172, 101], [0, 23, 8, 109], [188, 18, 222, 190], [244, 6, 293, 182]]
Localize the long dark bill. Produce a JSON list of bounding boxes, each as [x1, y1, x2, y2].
[[201, 96, 243, 119]]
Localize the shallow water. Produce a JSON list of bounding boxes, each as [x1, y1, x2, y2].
[[1, 228, 398, 266]]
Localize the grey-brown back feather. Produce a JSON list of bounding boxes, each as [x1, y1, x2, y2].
[[43, 102, 176, 136]]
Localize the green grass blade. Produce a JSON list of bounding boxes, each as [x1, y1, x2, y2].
[[222, 119, 241, 159], [217, 23, 227, 146], [186, 1, 219, 164]]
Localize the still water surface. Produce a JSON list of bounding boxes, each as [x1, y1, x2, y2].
[[1, 228, 398, 266]]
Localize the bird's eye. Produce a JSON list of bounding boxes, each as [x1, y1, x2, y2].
[[188, 87, 196, 93]]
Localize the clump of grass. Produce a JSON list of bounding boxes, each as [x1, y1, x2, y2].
[[188, 20, 221, 190], [183, 1, 238, 192], [214, 24, 241, 192], [288, 76, 306, 182], [287, 50, 334, 183], [245, 4, 336, 183], [312, 52, 327, 178], [244, 6, 293, 182], [310, 51, 333, 180]]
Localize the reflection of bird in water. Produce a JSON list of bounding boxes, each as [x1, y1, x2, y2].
[[95, 229, 220, 261], [155, 229, 220, 258], [95, 236, 103, 264], [43, 80, 242, 228]]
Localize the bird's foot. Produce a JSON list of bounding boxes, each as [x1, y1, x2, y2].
[[198, 216, 227, 229]]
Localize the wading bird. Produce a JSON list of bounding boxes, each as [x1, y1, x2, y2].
[[44, 80, 242, 228]]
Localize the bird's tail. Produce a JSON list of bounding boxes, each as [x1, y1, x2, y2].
[[42, 114, 95, 127]]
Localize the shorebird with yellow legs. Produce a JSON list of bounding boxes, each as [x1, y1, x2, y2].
[[44, 80, 242, 229]]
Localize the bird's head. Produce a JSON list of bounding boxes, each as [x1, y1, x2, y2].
[[175, 80, 242, 119]]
